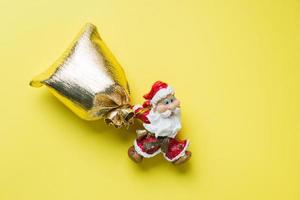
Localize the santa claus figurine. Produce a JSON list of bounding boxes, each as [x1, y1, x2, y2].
[[128, 81, 191, 165]]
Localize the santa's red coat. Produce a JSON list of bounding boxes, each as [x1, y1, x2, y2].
[[132, 103, 189, 162]]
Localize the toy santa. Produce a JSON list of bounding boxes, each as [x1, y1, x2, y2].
[[128, 81, 191, 165], [30, 24, 192, 166]]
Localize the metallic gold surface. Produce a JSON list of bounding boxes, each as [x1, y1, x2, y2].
[[30, 23, 134, 128]]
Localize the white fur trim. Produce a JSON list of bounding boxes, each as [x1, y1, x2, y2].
[[132, 105, 142, 112], [133, 140, 161, 158], [163, 140, 190, 162], [150, 86, 174, 105]]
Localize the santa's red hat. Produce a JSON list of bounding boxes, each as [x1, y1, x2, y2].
[[143, 81, 174, 105]]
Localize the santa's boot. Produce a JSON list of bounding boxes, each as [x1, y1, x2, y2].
[[128, 146, 143, 163], [172, 151, 192, 165]]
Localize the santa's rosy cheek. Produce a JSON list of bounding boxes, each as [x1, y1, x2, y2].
[[156, 105, 168, 113]]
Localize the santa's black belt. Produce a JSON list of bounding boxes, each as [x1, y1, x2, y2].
[[142, 136, 170, 153]]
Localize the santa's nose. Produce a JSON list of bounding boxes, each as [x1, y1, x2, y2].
[[170, 99, 180, 110]]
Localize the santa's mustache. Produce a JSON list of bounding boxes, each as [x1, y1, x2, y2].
[[160, 107, 181, 118]]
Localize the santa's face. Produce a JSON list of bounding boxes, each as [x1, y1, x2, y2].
[[155, 94, 180, 114], [143, 94, 181, 138]]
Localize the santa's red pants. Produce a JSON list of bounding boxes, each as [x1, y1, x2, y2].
[[134, 134, 189, 162]]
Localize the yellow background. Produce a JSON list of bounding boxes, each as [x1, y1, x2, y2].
[[0, 0, 299, 199]]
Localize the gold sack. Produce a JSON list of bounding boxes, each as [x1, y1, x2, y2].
[[30, 23, 134, 128]]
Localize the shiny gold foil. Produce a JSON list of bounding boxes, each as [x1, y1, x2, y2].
[[30, 23, 134, 128]]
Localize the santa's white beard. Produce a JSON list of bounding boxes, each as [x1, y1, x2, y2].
[[143, 107, 181, 138]]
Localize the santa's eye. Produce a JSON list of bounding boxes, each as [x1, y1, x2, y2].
[[163, 99, 171, 105], [170, 97, 175, 103]]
